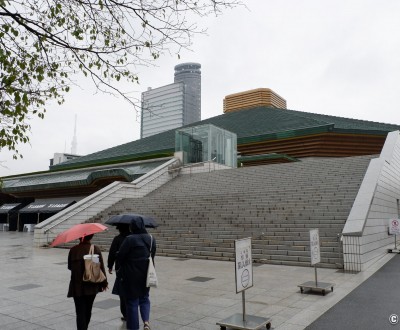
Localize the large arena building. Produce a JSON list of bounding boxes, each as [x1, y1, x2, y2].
[[1, 90, 400, 272]]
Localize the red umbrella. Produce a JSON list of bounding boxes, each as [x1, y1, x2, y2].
[[50, 223, 108, 247]]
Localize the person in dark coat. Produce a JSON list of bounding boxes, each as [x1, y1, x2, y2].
[[68, 234, 108, 330], [108, 224, 130, 321], [117, 218, 156, 330]]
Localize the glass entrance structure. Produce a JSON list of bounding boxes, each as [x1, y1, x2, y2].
[[175, 124, 237, 168]]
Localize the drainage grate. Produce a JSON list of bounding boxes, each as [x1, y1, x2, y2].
[[54, 262, 68, 265], [10, 284, 42, 291], [11, 257, 27, 259], [173, 258, 190, 261], [94, 298, 120, 310], [186, 276, 214, 282], [336, 269, 359, 274]]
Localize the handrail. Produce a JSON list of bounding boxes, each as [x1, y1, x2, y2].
[[41, 181, 122, 233], [40, 158, 179, 233], [168, 160, 219, 174]]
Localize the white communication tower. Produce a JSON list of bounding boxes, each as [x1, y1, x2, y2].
[[71, 114, 78, 154]]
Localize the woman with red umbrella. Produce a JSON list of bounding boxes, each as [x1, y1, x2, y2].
[[51, 223, 109, 329], [67, 233, 108, 330]]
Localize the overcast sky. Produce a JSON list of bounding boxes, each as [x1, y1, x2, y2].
[[1, 0, 399, 177]]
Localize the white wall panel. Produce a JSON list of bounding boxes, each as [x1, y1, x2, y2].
[[343, 131, 400, 271]]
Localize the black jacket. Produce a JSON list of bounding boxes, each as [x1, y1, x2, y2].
[[107, 232, 130, 271], [116, 233, 156, 299], [67, 242, 107, 297]]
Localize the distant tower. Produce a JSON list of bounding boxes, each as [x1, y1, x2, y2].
[[173, 62, 201, 125], [140, 62, 201, 139], [71, 114, 78, 154]]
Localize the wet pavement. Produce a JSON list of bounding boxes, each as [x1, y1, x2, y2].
[[0, 231, 395, 329], [306, 253, 400, 330]]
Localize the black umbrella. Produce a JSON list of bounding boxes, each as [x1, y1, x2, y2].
[[105, 213, 158, 228]]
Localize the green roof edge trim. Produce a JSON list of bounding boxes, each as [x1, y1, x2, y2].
[[238, 125, 390, 146], [238, 153, 299, 163], [49, 151, 174, 172], [238, 124, 334, 145], [329, 128, 390, 136], [3, 168, 138, 193]]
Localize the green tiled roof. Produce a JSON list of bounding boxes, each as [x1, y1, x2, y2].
[[2, 159, 168, 193], [50, 134, 176, 170], [2, 106, 399, 195], [288, 109, 400, 132], [51, 106, 400, 171]]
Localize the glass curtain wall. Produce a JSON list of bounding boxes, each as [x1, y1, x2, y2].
[[175, 124, 237, 168]]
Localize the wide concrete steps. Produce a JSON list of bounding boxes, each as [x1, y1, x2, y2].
[[91, 155, 375, 269]]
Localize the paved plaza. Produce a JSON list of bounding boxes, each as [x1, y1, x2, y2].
[[0, 231, 396, 330]]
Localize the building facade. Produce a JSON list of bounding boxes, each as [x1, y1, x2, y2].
[[49, 153, 81, 166], [223, 88, 286, 113], [140, 62, 201, 139], [3, 100, 400, 272]]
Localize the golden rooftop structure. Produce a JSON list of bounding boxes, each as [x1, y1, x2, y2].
[[223, 88, 287, 113]]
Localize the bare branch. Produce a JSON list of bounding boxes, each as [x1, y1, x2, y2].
[[0, 0, 243, 156]]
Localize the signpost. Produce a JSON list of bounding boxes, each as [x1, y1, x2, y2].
[[310, 228, 321, 287], [217, 238, 271, 330], [235, 237, 253, 294], [298, 229, 334, 296], [388, 218, 400, 253]]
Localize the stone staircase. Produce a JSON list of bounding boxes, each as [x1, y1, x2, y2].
[[92, 155, 376, 268]]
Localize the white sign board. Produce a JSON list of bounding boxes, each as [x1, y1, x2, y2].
[[310, 229, 321, 265], [235, 237, 253, 293], [389, 219, 400, 235]]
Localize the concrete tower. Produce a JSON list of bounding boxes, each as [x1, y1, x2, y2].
[[173, 62, 201, 125], [140, 62, 201, 139]]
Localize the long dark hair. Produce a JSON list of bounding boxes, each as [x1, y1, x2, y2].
[[79, 234, 94, 242]]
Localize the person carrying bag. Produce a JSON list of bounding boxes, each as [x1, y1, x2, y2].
[[83, 244, 107, 283], [117, 218, 156, 330], [68, 234, 108, 330]]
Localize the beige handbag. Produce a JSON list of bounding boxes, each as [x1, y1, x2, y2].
[[83, 245, 106, 283]]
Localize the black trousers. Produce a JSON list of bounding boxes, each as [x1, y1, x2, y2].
[[120, 294, 127, 318], [73, 295, 96, 330]]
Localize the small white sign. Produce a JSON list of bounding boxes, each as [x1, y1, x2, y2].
[[310, 229, 321, 265], [235, 237, 253, 293], [389, 219, 400, 235]]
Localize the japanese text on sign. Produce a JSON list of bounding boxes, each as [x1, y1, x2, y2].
[[310, 229, 321, 265], [235, 238, 253, 293]]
